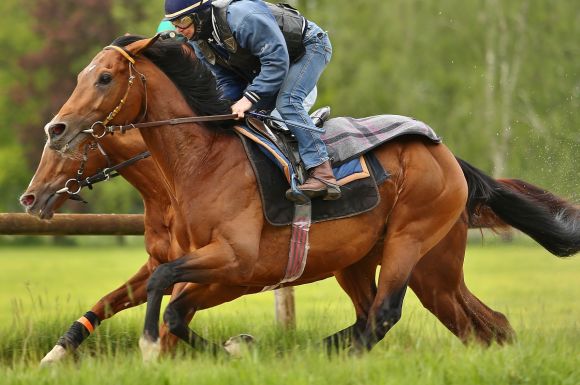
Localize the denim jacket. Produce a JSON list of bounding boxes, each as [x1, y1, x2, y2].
[[189, 0, 291, 109]]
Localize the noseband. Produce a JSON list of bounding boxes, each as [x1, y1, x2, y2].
[[56, 137, 152, 200]]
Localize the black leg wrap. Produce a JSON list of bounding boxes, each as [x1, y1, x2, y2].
[[83, 311, 101, 327], [57, 311, 100, 350]]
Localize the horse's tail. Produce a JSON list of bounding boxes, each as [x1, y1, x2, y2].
[[456, 157, 579, 257]]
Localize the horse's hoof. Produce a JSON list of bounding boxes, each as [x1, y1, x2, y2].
[[139, 336, 161, 363], [223, 334, 255, 357], [40, 345, 67, 367], [347, 343, 366, 357]]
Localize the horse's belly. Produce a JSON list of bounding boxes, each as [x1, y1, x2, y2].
[[254, 207, 388, 283]]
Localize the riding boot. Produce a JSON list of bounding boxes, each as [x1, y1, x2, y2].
[[298, 160, 341, 200]]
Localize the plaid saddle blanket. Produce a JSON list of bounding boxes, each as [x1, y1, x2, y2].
[[322, 114, 441, 164], [234, 114, 440, 226]]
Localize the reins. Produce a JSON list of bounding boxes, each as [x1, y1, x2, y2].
[[56, 144, 151, 196], [72, 40, 322, 196], [84, 114, 239, 137], [84, 43, 322, 139], [82, 45, 239, 139], [63, 44, 239, 198]]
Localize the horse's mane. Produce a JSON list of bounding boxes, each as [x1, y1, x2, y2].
[[111, 35, 232, 118]]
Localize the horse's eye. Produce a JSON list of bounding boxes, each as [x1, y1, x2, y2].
[[98, 73, 112, 85]]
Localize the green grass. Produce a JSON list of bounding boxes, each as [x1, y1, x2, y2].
[[0, 235, 579, 384]]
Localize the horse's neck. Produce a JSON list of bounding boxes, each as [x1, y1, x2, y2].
[[101, 135, 172, 216], [138, 79, 228, 197]]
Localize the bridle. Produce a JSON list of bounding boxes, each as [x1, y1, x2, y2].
[[56, 140, 151, 198], [83, 45, 237, 139], [84, 45, 149, 139], [60, 43, 235, 198]]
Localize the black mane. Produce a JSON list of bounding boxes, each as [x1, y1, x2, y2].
[[111, 35, 232, 117]]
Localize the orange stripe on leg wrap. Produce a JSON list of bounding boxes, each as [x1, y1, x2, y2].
[[77, 316, 94, 333]]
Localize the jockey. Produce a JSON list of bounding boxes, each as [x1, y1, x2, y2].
[[163, 0, 340, 200]]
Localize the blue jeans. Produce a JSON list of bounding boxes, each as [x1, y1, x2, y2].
[[275, 23, 333, 170]]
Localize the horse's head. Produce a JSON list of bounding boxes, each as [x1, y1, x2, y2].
[[45, 36, 158, 158], [19, 142, 100, 219], [21, 130, 148, 219]]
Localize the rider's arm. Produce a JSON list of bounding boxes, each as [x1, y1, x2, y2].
[[230, 6, 289, 109]]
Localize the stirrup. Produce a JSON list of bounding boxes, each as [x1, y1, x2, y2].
[[300, 176, 341, 201], [285, 188, 311, 204], [323, 183, 341, 201]]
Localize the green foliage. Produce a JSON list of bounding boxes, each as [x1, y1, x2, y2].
[[112, 0, 166, 36], [312, 0, 578, 198]]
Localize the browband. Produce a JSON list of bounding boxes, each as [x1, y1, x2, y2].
[[104, 45, 136, 64]]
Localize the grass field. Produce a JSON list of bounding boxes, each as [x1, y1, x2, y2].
[[0, 235, 578, 384]]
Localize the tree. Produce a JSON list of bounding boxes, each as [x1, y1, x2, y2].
[[482, 0, 529, 178], [1, 0, 166, 212], [12, 0, 121, 171]]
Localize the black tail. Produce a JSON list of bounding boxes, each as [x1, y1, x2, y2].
[[457, 157, 579, 257]]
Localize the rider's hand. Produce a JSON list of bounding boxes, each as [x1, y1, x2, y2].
[[231, 97, 253, 119]]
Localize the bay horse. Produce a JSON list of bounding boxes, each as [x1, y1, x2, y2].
[[25, 128, 537, 364], [38, 35, 578, 361]]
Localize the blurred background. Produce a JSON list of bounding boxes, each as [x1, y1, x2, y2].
[[0, 0, 578, 215]]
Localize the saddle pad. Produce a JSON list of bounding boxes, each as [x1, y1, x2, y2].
[[236, 127, 388, 226], [322, 115, 442, 165]]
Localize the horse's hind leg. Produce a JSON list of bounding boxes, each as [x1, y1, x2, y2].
[[355, 146, 467, 351], [324, 250, 379, 352], [410, 216, 515, 344]]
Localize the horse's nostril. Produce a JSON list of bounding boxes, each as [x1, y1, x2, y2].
[[20, 194, 35, 207], [49, 123, 67, 137]]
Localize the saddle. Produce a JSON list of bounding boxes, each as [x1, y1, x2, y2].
[[237, 108, 388, 226], [246, 106, 331, 185]]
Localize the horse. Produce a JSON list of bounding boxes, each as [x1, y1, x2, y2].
[[23, 123, 521, 363], [39, 35, 579, 360]]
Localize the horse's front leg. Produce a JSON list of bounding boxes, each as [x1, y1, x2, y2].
[[140, 241, 244, 361], [159, 282, 257, 356], [41, 259, 168, 366]]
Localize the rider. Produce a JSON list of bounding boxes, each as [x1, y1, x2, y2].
[[163, 0, 340, 200]]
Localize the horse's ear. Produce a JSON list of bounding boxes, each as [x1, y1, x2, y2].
[[127, 33, 161, 57]]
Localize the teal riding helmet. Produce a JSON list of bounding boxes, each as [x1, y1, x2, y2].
[[157, 20, 176, 33]]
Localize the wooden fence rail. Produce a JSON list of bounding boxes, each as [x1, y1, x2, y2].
[[0, 213, 296, 328], [0, 213, 144, 235]]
